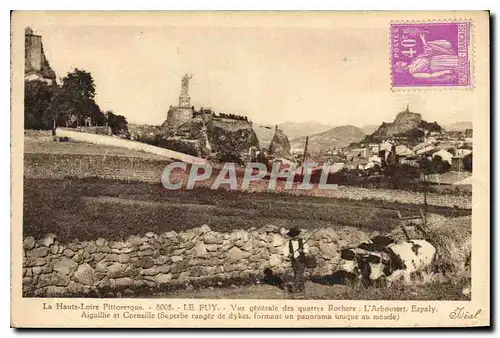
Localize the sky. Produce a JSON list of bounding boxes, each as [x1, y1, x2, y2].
[[22, 12, 475, 127]]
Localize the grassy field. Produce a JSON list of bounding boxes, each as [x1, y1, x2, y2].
[[157, 279, 470, 300], [24, 138, 169, 161], [23, 177, 471, 243], [90, 276, 469, 301]]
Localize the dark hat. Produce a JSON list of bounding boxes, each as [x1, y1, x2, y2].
[[287, 227, 301, 237]]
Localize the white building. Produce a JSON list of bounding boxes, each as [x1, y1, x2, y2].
[[432, 149, 453, 165]]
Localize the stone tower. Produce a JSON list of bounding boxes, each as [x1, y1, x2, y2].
[[164, 74, 195, 131], [24, 27, 56, 84]]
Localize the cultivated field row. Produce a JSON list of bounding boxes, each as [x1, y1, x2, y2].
[[24, 151, 471, 210]]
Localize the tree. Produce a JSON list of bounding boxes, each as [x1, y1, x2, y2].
[[85, 99, 106, 126], [47, 85, 72, 128], [419, 120, 443, 133], [463, 154, 473, 172], [59, 68, 103, 126], [24, 80, 57, 130], [383, 163, 421, 189], [215, 151, 244, 165], [418, 156, 450, 175], [396, 128, 425, 139], [24, 68, 111, 130], [105, 111, 129, 136], [62, 68, 96, 101]]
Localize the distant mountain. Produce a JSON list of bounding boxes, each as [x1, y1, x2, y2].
[[290, 125, 366, 152], [253, 121, 335, 148], [445, 121, 472, 131], [253, 124, 275, 147], [361, 125, 379, 135], [278, 121, 335, 139]]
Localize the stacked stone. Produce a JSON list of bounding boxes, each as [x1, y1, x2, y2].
[[22, 224, 371, 297]]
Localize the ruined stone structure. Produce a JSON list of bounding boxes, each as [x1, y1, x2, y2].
[[165, 74, 195, 131], [24, 27, 56, 84]]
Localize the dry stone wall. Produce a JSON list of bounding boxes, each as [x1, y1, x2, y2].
[[22, 225, 372, 297]]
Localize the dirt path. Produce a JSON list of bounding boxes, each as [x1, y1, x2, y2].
[[147, 280, 469, 300], [24, 138, 169, 161]]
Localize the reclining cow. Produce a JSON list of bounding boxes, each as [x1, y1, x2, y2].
[[338, 235, 397, 277], [339, 236, 437, 287]]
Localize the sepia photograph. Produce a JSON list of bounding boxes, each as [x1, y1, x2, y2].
[[11, 10, 490, 328]]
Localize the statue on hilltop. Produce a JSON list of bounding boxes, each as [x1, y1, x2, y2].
[[181, 73, 193, 96]]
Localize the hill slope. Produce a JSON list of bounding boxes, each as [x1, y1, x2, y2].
[[445, 121, 472, 131], [361, 125, 379, 135], [253, 124, 275, 147], [290, 125, 366, 152], [278, 121, 335, 139]]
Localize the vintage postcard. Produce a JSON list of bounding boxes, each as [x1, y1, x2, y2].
[[11, 11, 490, 328]]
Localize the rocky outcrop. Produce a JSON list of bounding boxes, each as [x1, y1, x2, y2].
[[166, 117, 259, 161], [156, 136, 207, 158], [268, 127, 291, 157], [164, 107, 194, 131], [207, 119, 259, 162], [367, 106, 423, 141], [22, 225, 374, 297]]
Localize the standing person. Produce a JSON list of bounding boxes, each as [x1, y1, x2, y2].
[[286, 227, 310, 295]]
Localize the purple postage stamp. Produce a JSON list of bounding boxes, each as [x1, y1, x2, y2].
[[391, 22, 471, 88]]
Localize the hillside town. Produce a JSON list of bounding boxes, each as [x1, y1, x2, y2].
[[308, 105, 473, 186]]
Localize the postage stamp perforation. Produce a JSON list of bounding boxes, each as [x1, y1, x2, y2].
[[470, 19, 477, 91], [389, 18, 474, 91], [389, 18, 474, 24], [394, 19, 476, 92]]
